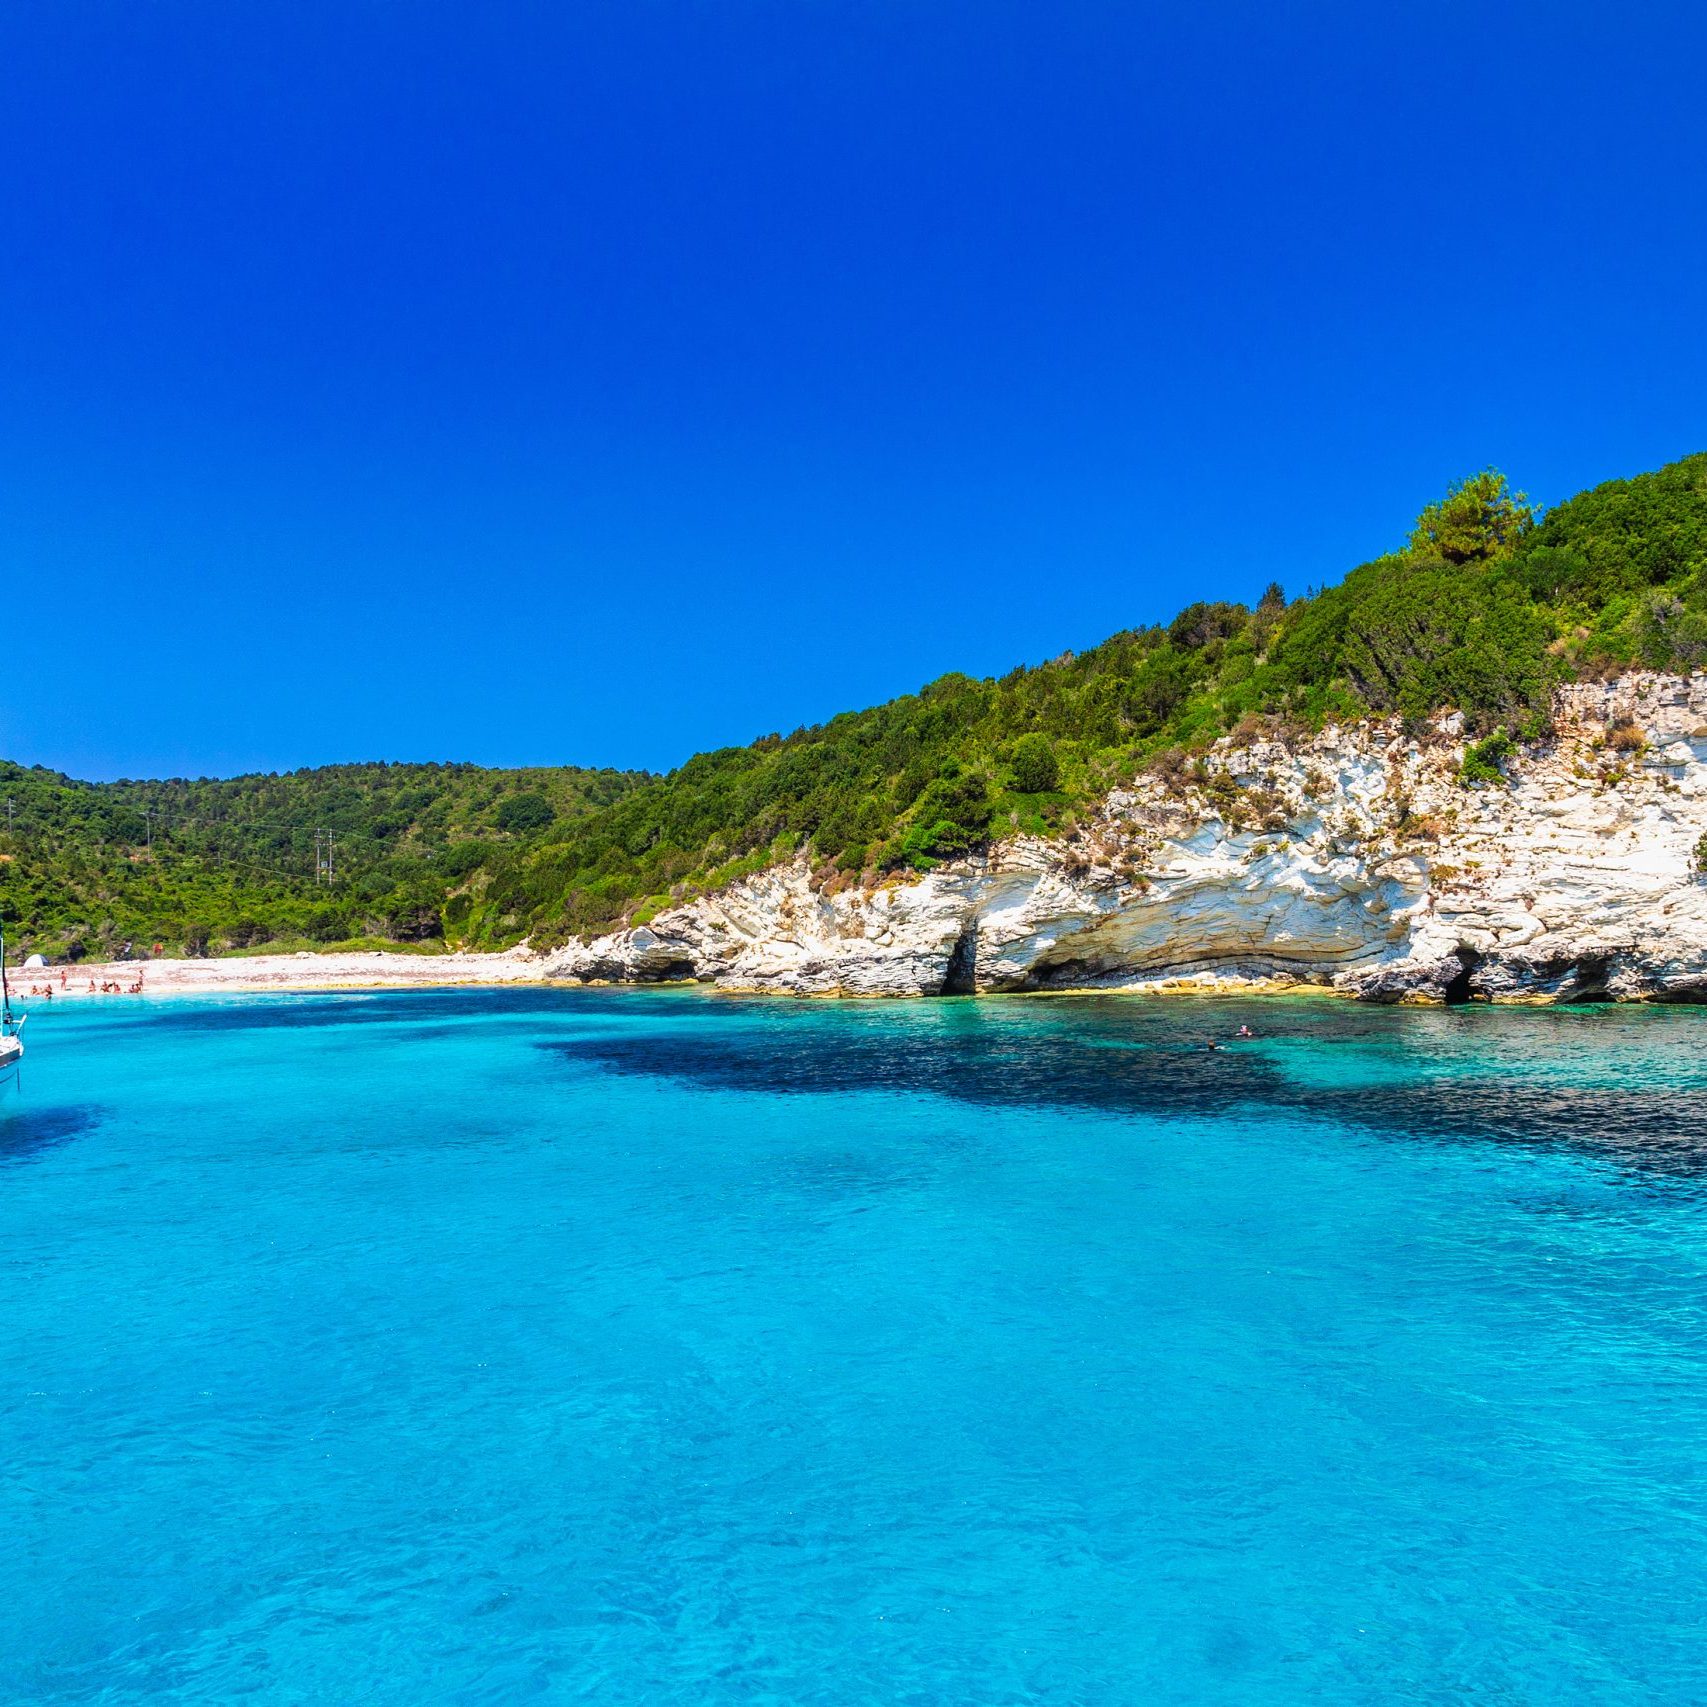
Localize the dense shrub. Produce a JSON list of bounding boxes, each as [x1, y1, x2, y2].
[[1008, 733, 1060, 793], [494, 792, 555, 833]]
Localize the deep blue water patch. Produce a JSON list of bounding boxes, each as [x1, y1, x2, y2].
[[5, 987, 1707, 1703], [544, 995, 1707, 1178], [0, 1099, 105, 1167]]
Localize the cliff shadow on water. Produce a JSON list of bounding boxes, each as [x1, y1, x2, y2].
[[538, 990, 1707, 1180]]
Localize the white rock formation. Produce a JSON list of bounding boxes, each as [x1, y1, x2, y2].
[[545, 674, 1707, 1004]]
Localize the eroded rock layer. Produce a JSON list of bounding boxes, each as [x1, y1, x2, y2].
[[546, 675, 1707, 1003]]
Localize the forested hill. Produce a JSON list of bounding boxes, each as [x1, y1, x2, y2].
[[0, 761, 641, 959], [4, 451, 1706, 961]]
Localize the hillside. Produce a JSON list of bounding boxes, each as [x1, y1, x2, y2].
[[547, 671, 1707, 1003], [0, 761, 641, 960], [4, 450, 1705, 962], [498, 451, 1707, 947]]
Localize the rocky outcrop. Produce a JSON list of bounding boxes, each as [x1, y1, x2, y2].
[[544, 674, 1707, 1004]]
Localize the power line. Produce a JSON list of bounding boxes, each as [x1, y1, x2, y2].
[[0, 807, 434, 860], [1, 795, 439, 848], [0, 818, 368, 889]]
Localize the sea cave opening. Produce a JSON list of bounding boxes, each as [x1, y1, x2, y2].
[[941, 925, 978, 996], [1443, 952, 1480, 1006]]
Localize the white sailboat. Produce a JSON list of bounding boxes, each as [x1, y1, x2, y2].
[[0, 924, 26, 1082]]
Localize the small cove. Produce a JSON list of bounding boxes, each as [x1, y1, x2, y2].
[[3, 988, 1704, 1704]]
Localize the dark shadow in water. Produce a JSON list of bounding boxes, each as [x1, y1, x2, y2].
[[543, 1020, 1256, 1113], [537, 996, 1707, 1181], [0, 1102, 107, 1168]]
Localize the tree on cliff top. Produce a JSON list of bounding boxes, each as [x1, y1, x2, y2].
[[1409, 469, 1534, 564]]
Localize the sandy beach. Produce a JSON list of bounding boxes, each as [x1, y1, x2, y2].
[[9, 947, 549, 1000]]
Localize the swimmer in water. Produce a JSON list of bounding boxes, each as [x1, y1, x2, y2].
[[1236, 1024, 1254, 1039]]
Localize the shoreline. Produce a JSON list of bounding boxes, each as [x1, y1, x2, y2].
[[8, 953, 1689, 1007], [9, 948, 550, 1001]]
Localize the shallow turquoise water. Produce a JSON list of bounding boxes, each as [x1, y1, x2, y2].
[[4, 989, 1707, 1704]]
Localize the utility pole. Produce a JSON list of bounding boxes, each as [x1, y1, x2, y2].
[[326, 833, 334, 885], [314, 829, 323, 885]]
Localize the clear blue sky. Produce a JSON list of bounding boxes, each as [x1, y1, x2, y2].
[[4, 2, 1704, 781]]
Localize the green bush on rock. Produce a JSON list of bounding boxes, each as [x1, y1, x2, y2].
[[1459, 729, 1516, 787]]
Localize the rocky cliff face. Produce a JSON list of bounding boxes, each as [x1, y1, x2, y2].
[[545, 674, 1707, 1003]]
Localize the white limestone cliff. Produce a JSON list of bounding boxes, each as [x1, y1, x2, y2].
[[545, 674, 1707, 1004]]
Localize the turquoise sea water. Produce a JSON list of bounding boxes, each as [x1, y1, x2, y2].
[[4, 989, 1707, 1704]]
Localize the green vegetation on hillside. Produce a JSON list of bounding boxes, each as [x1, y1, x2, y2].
[[4, 451, 1705, 960], [0, 762, 640, 961], [488, 452, 1707, 944]]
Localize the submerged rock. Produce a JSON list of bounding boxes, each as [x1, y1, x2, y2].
[[545, 673, 1707, 1005]]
